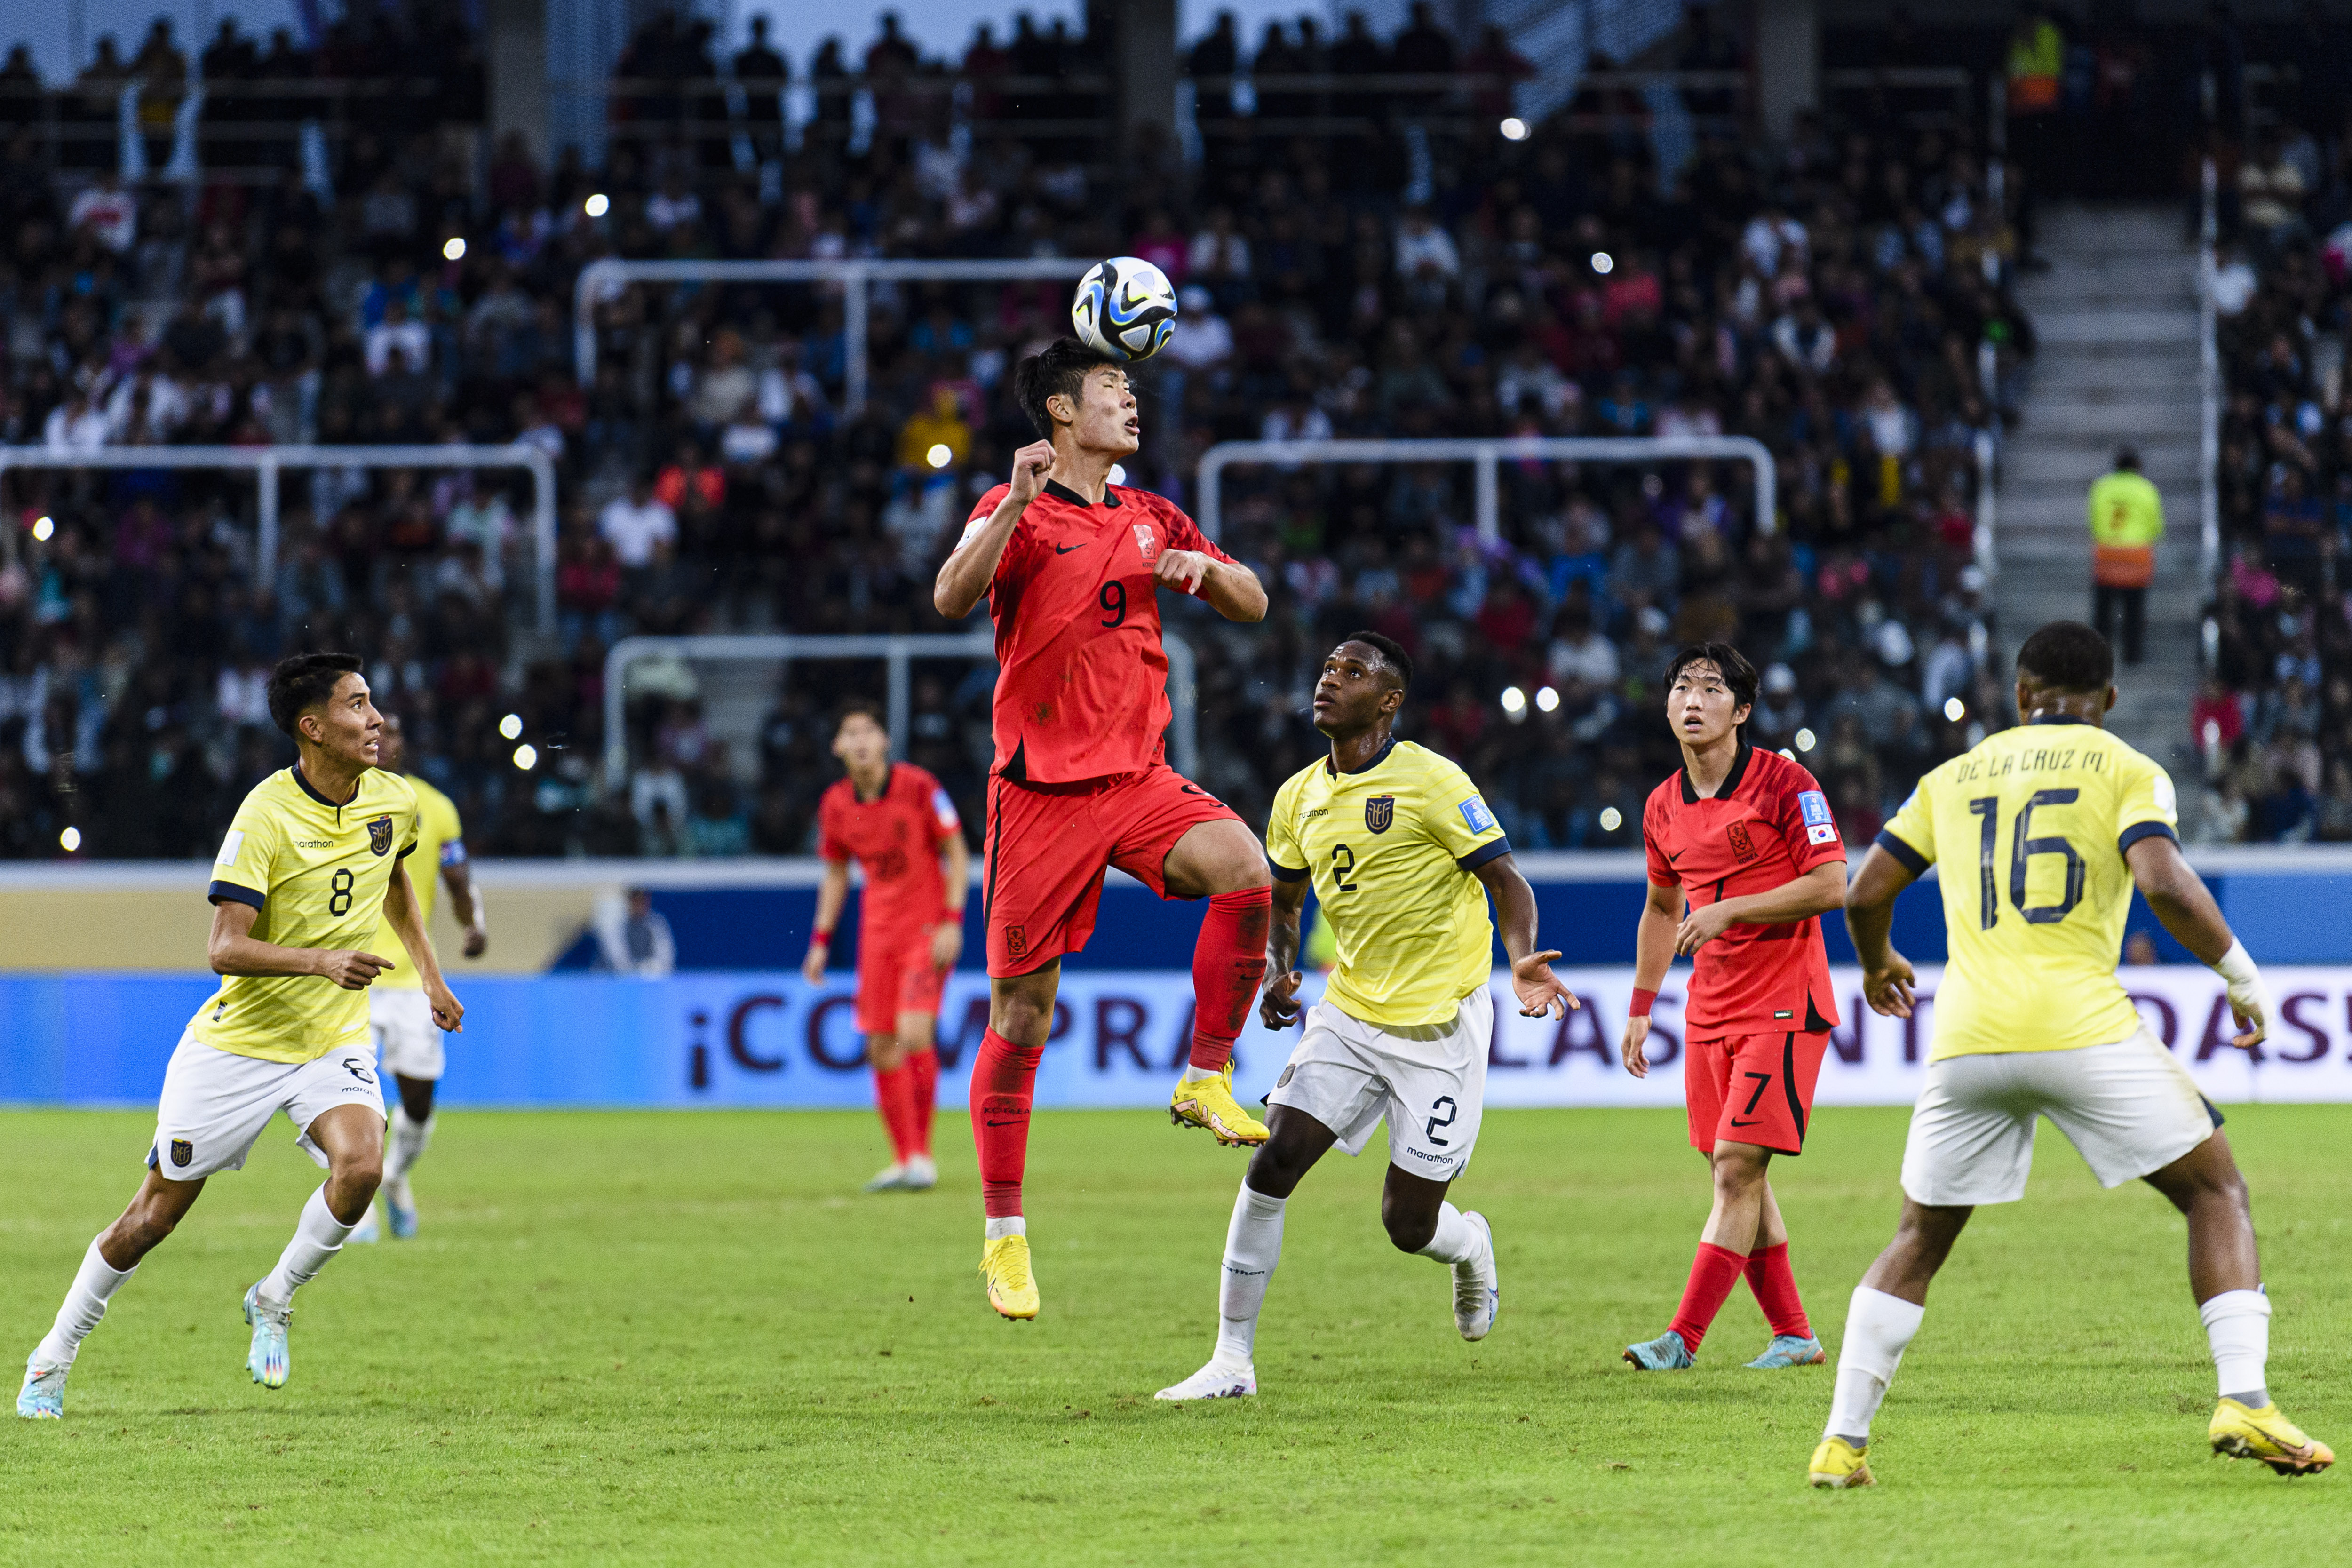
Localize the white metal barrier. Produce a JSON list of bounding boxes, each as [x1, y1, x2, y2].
[[0, 444, 560, 635], [571, 258, 1089, 415], [1194, 435, 1777, 544], [600, 630, 1200, 789], [2199, 156, 2222, 591]]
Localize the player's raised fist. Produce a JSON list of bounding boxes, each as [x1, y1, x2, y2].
[[1008, 440, 1055, 505], [316, 949, 393, 990], [1511, 949, 1577, 1019], [1259, 968, 1305, 1030], [1154, 549, 1214, 596]]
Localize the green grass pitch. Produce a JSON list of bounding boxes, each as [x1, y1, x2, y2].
[[0, 1103, 2344, 1564]]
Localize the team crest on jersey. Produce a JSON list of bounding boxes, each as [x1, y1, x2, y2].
[[169, 1139, 193, 1167], [1004, 924, 1028, 959], [366, 815, 396, 855], [1133, 523, 1157, 562], [1727, 821, 1758, 862], [1364, 795, 1395, 833]]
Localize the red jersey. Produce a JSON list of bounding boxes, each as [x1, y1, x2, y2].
[[816, 763, 961, 936], [959, 479, 1237, 783], [1642, 743, 1845, 1035]]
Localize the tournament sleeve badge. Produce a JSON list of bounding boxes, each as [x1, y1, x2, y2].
[[1797, 789, 1839, 846], [367, 815, 397, 855], [1365, 795, 1395, 833], [1458, 796, 1498, 835]]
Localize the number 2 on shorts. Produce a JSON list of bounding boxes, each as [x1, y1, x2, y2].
[[1424, 1094, 1457, 1146]]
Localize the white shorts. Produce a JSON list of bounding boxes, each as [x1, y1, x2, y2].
[[151, 1030, 386, 1181], [370, 987, 445, 1080], [1900, 1026, 2219, 1207], [1265, 987, 1492, 1183]]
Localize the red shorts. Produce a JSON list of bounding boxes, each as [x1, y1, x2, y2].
[[982, 763, 1242, 976], [1685, 1029, 1829, 1156], [855, 926, 949, 1035]]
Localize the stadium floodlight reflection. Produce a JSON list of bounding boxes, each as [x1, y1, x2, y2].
[[1195, 435, 1780, 545], [599, 630, 1200, 792], [0, 443, 561, 636], [572, 258, 1090, 416]]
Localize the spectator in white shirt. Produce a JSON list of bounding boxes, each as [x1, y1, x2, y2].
[[1394, 206, 1461, 285], [1163, 286, 1234, 375], [68, 174, 138, 255], [1186, 208, 1251, 288], [645, 174, 703, 233], [364, 297, 432, 377], [594, 888, 676, 976], [598, 477, 677, 569], [44, 392, 111, 450]]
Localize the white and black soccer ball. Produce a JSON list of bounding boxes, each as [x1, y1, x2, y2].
[[1071, 256, 1178, 362]]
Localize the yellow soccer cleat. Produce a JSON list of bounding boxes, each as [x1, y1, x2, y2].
[[2210, 1397, 2334, 1477], [1807, 1436, 1875, 1489], [979, 1234, 1039, 1321], [1168, 1064, 1268, 1147]]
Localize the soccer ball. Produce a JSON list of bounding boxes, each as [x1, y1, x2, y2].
[[1072, 256, 1178, 362]]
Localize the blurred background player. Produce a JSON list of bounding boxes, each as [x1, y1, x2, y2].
[[1620, 645, 1848, 1372], [18, 655, 461, 1416], [1812, 622, 2329, 1488], [350, 714, 487, 1243], [803, 702, 969, 1193], [933, 340, 1273, 1321], [1156, 634, 1574, 1401]]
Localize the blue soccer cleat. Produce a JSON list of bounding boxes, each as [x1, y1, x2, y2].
[[385, 1189, 418, 1240], [347, 1206, 381, 1244], [1748, 1333, 1827, 1369], [243, 1283, 290, 1389], [17, 1353, 66, 1419], [1623, 1329, 1694, 1370]]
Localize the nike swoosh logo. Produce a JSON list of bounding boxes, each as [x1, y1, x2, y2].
[[1055, 543, 1084, 553], [1667, 850, 1683, 863], [1729, 1116, 1762, 1126]]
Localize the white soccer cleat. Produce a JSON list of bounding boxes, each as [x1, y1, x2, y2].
[[863, 1162, 909, 1193], [17, 1353, 66, 1419], [901, 1154, 938, 1191], [1154, 1359, 1257, 1401], [1453, 1211, 1499, 1342]]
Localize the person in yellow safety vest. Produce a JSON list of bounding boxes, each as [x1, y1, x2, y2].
[[2005, 4, 2064, 267], [2006, 6, 2063, 116], [2088, 446, 2163, 666]]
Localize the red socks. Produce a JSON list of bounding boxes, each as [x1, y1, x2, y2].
[[1186, 886, 1271, 1074], [1667, 1242, 1750, 1353], [1746, 1242, 1811, 1338], [873, 1065, 919, 1162], [907, 1048, 937, 1157], [969, 1028, 1043, 1218]]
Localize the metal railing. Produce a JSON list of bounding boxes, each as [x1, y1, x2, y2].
[[2199, 155, 2221, 591], [0, 443, 558, 635], [599, 630, 1198, 789], [571, 256, 1088, 415], [0, 77, 472, 182], [1196, 435, 1778, 545]]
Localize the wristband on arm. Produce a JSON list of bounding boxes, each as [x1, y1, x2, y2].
[[2209, 938, 2257, 987], [1629, 987, 1657, 1019], [810, 929, 832, 948]]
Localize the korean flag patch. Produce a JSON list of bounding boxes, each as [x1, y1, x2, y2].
[[1797, 788, 1839, 847], [1458, 796, 1498, 836]]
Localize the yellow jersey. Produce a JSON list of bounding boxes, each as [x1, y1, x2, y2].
[[367, 773, 463, 990], [1877, 718, 2177, 1061], [1265, 738, 1509, 1029], [195, 766, 421, 1064]]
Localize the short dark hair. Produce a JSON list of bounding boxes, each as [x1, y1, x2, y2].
[[2114, 446, 2140, 472], [1664, 642, 1758, 713], [267, 652, 364, 738], [1012, 337, 1123, 438], [1342, 630, 1413, 692], [834, 700, 886, 733], [2016, 621, 2114, 695]]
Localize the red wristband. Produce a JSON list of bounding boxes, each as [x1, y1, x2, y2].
[[1629, 988, 1657, 1018], [811, 930, 832, 946]]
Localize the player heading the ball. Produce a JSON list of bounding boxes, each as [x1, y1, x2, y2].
[[1156, 635, 1575, 1401], [1811, 622, 2329, 1488], [1620, 644, 1848, 1374], [19, 654, 462, 1418], [934, 338, 1274, 1322]]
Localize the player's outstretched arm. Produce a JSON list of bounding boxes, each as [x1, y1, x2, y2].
[[1622, 880, 1681, 1078], [1843, 845, 1917, 1018], [1474, 853, 1578, 1019], [207, 898, 391, 990], [2127, 835, 2269, 1050], [383, 863, 464, 1032], [934, 440, 1052, 619], [804, 858, 851, 983], [1258, 874, 1309, 1029], [1674, 860, 1848, 955]]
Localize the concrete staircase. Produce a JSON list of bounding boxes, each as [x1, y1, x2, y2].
[[1997, 205, 2204, 776]]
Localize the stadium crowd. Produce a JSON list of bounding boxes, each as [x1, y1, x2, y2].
[[2203, 92, 2352, 843], [0, 4, 2029, 860]]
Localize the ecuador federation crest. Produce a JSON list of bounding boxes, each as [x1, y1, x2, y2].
[[367, 815, 396, 856], [1364, 795, 1395, 834]]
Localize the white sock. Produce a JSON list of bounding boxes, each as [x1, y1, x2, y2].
[[1825, 1287, 1927, 1443], [260, 1186, 358, 1307], [1415, 1202, 1478, 1267], [2201, 1288, 2271, 1404], [1213, 1185, 1286, 1365], [984, 1216, 1026, 1241], [35, 1237, 136, 1368], [386, 1107, 435, 1191]]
